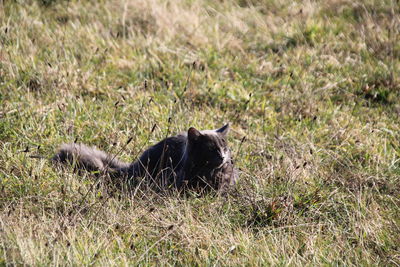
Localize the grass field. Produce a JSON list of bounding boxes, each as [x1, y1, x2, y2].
[[1, 0, 400, 265]]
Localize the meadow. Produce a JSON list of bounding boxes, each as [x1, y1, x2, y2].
[[1, 0, 399, 265]]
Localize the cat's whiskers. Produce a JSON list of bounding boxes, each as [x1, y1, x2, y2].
[[215, 148, 229, 169]]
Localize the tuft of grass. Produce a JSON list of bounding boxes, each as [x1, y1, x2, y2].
[[1, 0, 399, 265]]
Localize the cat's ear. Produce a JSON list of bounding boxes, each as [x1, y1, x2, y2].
[[216, 123, 230, 136], [188, 127, 202, 141]]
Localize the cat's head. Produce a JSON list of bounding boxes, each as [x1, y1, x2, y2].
[[186, 124, 231, 169]]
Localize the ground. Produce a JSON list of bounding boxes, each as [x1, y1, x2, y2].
[[0, 0, 399, 265]]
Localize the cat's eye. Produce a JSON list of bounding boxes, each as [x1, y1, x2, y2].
[[209, 147, 218, 154]]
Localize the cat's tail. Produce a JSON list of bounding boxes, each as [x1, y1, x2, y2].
[[52, 143, 130, 173]]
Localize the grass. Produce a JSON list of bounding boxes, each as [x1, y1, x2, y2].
[[1, 0, 399, 265]]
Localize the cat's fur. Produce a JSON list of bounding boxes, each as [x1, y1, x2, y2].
[[53, 124, 237, 192]]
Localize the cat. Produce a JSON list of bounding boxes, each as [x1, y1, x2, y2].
[[53, 124, 238, 193]]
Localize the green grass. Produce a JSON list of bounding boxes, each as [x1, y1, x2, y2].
[[1, 0, 400, 265]]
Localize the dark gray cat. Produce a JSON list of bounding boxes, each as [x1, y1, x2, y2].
[[53, 124, 238, 193]]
